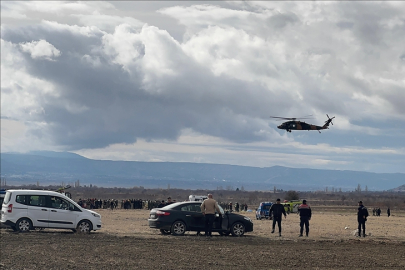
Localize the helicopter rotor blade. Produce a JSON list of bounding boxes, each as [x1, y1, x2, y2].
[[270, 115, 313, 121], [270, 116, 296, 120]]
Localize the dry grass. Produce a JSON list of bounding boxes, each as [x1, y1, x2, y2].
[[97, 207, 405, 241]]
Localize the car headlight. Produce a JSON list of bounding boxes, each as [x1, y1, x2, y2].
[[244, 216, 252, 222], [92, 213, 101, 218]]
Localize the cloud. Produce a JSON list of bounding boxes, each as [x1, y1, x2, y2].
[[1, 1, 405, 173], [19, 39, 61, 60]]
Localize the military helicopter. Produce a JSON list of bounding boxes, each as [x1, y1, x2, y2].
[[270, 114, 335, 133]]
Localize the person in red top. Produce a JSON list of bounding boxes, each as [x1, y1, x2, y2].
[[298, 200, 312, 237]]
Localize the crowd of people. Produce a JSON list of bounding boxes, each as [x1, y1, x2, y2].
[[77, 197, 249, 212]]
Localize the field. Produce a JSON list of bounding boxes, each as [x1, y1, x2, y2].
[[1, 207, 405, 270]]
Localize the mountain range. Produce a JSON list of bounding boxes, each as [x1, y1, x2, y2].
[[1, 151, 404, 191]]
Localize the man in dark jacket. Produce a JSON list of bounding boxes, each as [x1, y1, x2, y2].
[[269, 198, 287, 236], [298, 200, 312, 237], [357, 201, 369, 237]]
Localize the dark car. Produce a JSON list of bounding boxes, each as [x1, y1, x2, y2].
[[148, 201, 253, 236]]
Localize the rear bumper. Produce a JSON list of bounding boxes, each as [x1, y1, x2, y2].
[[1, 220, 16, 228], [148, 219, 172, 230]]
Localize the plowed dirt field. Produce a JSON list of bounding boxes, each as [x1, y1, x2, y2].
[[1, 208, 404, 270]]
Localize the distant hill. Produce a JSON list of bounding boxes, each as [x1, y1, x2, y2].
[[1, 151, 404, 191], [390, 184, 405, 192]]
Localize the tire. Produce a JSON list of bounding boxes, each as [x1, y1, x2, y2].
[[171, 221, 186, 236], [76, 220, 92, 234], [16, 218, 32, 232], [160, 229, 171, 235], [230, 222, 245, 237]]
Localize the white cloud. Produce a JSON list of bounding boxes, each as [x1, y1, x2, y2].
[[1, 39, 57, 121], [19, 39, 61, 60], [1, 1, 405, 173]]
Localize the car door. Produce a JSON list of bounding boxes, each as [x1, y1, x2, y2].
[[217, 205, 229, 231], [47, 195, 78, 229], [183, 204, 205, 231], [26, 195, 49, 228]]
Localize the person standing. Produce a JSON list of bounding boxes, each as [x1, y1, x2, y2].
[[166, 197, 173, 205], [357, 201, 369, 237], [269, 198, 287, 236], [298, 200, 312, 237], [387, 207, 391, 217], [200, 194, 221, 237]]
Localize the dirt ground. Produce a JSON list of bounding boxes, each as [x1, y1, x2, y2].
[[1, 207, 405, 270]]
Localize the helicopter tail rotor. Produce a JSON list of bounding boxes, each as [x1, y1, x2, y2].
[[325, 114, 335, 126]]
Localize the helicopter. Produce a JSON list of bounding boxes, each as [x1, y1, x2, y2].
[[270, 114, 335, 133]]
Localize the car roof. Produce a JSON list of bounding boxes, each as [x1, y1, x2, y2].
[[160, 201, 200, 209], [6, 189, 65, 196]]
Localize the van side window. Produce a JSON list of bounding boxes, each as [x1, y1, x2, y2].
[[28, 195, 47, 207], [16, 195, 28, 205], [49, 196, 81, 211], [50, 196, 69, 210]]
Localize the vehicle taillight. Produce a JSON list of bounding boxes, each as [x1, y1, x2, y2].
[[156, 210, 170, 216], [7, 204, 13, 213]]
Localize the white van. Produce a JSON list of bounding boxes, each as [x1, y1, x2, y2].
[[1, 190, 102, 233], [188, 195, 208, 202]]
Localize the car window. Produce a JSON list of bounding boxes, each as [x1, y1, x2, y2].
[[217, 204, 225, 215], [28, 195, 47, 207], [180, 204, 201, 212], [49, 196, 81, 211], [49, 196, 70, 210], [3, 192, 12, 204], [16, 195, 28, 205]]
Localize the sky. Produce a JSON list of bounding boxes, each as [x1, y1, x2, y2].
[[1, 1, 405, 174]]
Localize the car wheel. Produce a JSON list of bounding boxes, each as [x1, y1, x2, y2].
[[171, 221, 186, 236], [16, 218, 32, 232], [231, 222, 245, 237], [219, 231, 230, 236], [160, 229, 171, 235], [76, 220, 92, 234]]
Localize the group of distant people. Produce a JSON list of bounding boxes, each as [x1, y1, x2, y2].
[[78, 198, 119, 210], [371, 207, 391, 217]]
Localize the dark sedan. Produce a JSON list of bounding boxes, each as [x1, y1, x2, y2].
[[148, 201, 253, 236]]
